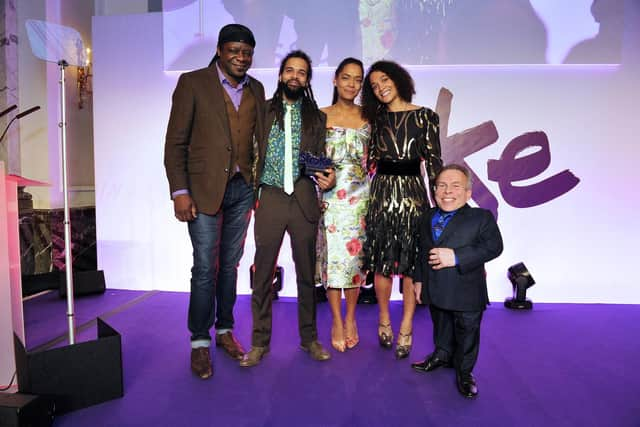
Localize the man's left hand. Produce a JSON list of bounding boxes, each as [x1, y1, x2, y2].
[[315, 168, 336, 191], [428, 248, 456, 270]]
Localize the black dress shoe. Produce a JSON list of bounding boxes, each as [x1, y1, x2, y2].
[[411, 354, 451, 373], [456, 372, 478, 398]]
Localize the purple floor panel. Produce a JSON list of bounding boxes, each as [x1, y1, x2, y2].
[[22, 289, 148, 350], [21, 291, 640, 426]]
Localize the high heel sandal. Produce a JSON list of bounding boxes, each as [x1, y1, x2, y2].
[[345, 322, 359, 350], [331, 324, 346, 352], [395, 331, 412, 359], [378, 323, 393, 349]]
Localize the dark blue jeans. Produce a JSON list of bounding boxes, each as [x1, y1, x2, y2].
[[187, 175, 253, 343]]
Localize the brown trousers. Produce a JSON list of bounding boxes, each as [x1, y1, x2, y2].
[[251, 185, 319, 347]]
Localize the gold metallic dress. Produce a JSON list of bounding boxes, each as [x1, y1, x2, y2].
[[364, 107, 442, 278]]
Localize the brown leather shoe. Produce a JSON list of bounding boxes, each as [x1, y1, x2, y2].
[[215, 331, 246, 360], [301, 340, 331, 361], [239, 346, 269, 367], [190, 347, 213, 379]]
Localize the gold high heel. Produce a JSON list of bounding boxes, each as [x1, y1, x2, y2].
[[378, 323, 393, 349], [395, 331, 412, 359]]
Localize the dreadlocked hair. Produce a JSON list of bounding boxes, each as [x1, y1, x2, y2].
[[270, 50, 322, 130]]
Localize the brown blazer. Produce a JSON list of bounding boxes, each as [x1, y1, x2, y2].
[[164, 65, 266, 215], [255, 101, 327, 222]]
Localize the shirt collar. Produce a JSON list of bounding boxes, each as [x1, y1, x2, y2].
[[282, 98, 302, 110], [437, 208, 458, 217], [215, 61, 249, 89]]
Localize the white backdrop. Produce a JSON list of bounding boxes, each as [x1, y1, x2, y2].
[[93, 7, 640, 303]]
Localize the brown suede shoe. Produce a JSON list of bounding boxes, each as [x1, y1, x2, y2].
[[215, 331, 246, 360], [191, 347, 213, 379], [301, 340, 331, 361], [239, 346, 269, 368]]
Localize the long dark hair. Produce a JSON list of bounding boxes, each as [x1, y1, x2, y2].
[[331, 57, 364, 105], [270, 50, 321, 130], [361, 60, 415, 123]]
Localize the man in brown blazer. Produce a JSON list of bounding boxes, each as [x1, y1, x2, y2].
[[240, 50, 336, 367], [164, 24, 266, 379]]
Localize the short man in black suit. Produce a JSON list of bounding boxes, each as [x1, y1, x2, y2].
[[412, 164, 503, 398]]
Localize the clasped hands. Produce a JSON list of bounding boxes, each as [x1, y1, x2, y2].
[[428, 247, 456, 270]]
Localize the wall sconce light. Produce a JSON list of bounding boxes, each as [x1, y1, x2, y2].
[[77, 47, 92, 109]]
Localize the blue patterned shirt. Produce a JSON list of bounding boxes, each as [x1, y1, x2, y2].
[[261, 100, 302, 188]]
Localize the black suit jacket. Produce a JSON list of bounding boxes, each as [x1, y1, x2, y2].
[[255, 100, 327, 222], [414, 204, 503, 312]]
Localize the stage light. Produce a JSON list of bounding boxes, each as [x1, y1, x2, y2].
[[505, 262, 535, 310], [357, 272, 377, 304], [250, 265, 283, 300]]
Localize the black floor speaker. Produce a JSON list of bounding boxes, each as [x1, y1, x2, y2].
[[0, 393, 54, 427], [58, 270, 106, 297], [14, 318, 124, 414]]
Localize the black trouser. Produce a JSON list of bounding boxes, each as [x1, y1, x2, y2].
[[429, 305, 483, 375]]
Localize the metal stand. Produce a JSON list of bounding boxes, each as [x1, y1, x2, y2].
[[25, 19, 89, 345], [58, 60, 76, 344], [19, 21, 124, 414]]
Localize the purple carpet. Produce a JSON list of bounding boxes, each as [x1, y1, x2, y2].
[[21, 290, 640, 426]]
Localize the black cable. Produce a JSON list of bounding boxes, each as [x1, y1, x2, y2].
[[0, 371, 16, 391]]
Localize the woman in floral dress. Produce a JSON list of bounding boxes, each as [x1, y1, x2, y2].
[[317, 58, 370, 352]]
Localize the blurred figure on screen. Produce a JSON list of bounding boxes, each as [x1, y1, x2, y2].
[[391, 0, 547, 64], [164, 24, 266, 380], [222, 0, 287, 67], [564, 0, 624, 64], [316, 58, 370, 352], [287, 0, 362, 66], [223, 0, 362, 67], [361, 60, 443, 360]]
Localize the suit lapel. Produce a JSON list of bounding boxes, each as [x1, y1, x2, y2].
[[300, 111, 321, 154], [435, 204, 470, 244], [257, 105, 276, 177], [206, 66, 232, 143], [427, 208, 437, 246]]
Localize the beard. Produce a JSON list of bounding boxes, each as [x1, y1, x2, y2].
[[279, 80, 305, 101]]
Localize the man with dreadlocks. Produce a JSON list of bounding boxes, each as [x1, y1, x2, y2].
[[240, 50, 336, 367]]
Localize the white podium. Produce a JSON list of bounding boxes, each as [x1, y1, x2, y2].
[[0, 161, 48, 390]]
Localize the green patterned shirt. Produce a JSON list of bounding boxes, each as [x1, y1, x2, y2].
[[261, 100, 302, 188]]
